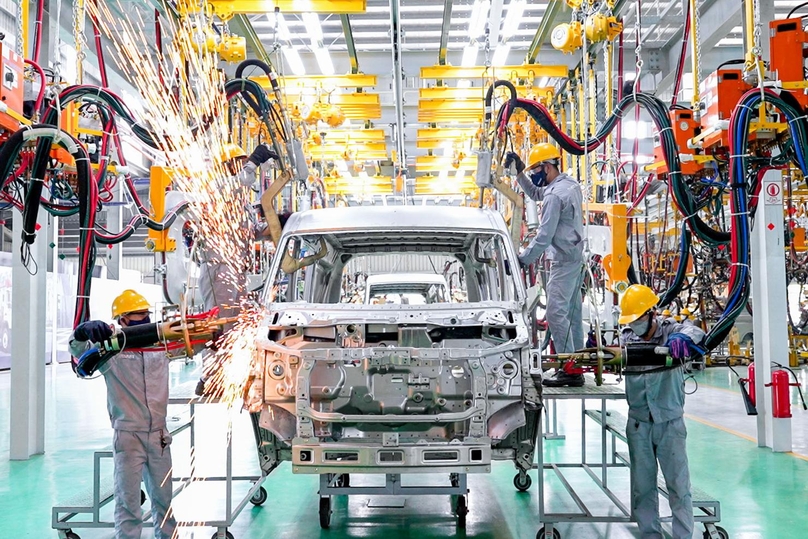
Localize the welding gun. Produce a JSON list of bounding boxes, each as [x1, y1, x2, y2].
[[74, 315, 237, 378], [540, 343, 691, 385]]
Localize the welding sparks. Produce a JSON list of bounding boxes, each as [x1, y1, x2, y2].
[[201, 306, 264, 410], [87, 0, 255, 288]]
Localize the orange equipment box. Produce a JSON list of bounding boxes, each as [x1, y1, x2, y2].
[[699, 69, 752, 149], [770, 17, 808, 110], [653, 109, 703, 175], [0, 43, 24, 132]]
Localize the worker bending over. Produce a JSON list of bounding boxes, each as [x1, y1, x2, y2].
[[506, 143, 585, 386], [619, 284, 705, 539], [69, 290, 177, 539]]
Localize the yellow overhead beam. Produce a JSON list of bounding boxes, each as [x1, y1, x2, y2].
[[415, 155, 477, 171], [253, 74, 378, 89], [310, 129, 386, 143], [311, 142, 388, 155], [420, 64, 568, 80], [207, 1, 367, 19], [417, 128, 479, 140], [418, 86, 554, 100], [418, 110, 484, 122]]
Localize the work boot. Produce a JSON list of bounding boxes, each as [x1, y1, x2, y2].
[[542, 370, 585, 387]]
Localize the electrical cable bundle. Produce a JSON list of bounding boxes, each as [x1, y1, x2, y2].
[[703, 88, 808, 350]]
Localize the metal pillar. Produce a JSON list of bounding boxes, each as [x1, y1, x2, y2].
[[389, 0, 407, 201], [9, 210, 49, 460], [750, 170, 791, 452], [106, 176, 123, 280]]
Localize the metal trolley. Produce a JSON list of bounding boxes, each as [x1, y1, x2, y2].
[[52, 382, 267, 539], [534, 384, 726, 539]]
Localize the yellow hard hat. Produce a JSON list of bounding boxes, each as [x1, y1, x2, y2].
[[662, 309, 671, 317], [681, 308, 691, 317], [527, 143, 562, 170], [220, 143, 246, 162], [112, 290, 151, 319], [618, 284, 659, 325]]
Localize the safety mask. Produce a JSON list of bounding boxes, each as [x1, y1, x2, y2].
[[529, 167, 547, 187], [124, 315, 151, 327], [628, 314, 652, 337]]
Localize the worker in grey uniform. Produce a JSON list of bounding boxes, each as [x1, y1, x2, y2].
[[506, 143, 585, 386], [69, 290, 177, 539], [618, 284, 706, 539]]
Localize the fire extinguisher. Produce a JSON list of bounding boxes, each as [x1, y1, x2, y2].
[[766, 368, 804, 418], [738, 362, 757, 416]]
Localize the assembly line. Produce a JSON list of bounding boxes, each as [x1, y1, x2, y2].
[[2, 1, 808, 539]]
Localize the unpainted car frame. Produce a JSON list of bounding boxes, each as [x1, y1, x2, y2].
[[244, 206, 543, 529]]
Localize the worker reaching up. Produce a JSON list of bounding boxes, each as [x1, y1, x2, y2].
[[619, 284, 706, 539], [69, 290, 177, 539], [506, 143, 585, 387]]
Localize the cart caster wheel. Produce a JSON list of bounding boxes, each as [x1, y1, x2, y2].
[[319, 496, 331, 529], [703, 526, 729, 539], [513, 472, 532, 492], [250, 486, 268, 506], [210, 532, 234, 539], [336, 474, 350, 488], [537, 526, 561, 539], [141, 489, 147, 505], [65, 532, 81, 539], [450, 473, 460, 488], [456, 495, 467, 529]]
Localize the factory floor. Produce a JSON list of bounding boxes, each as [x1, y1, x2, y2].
[[1, 361, 807, 539]]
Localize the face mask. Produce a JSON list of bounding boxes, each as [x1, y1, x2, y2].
[[529, 167, 547, 187], [125, 315, 151, 327], [629, 315, 651, 337]]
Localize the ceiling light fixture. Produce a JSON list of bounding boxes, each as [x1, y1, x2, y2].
[[461, 43, 479, 67], [282, 47, 306, 76], [468, 0, 490, 39], [302, 12, 323, 45], [314, 47, 335, 75], [267, 12, 292, 42], [501, 0, 526, 40], [492, 43, 511, 67]]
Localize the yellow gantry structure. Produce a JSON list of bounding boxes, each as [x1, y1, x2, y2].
[[204, 0, 367, 19]]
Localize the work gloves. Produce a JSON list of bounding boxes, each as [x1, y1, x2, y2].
[[247, 144, 280, 167], [665, 333, 706, 359], [74, 320, 114, 343], [504, 151, 526, 175]]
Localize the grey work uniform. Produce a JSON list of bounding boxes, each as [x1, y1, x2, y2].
[[70, 338, 177, 539], [517, 171, 585, 353], [620, 319, 705, 539]]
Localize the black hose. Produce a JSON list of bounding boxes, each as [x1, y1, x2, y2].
[[788, 1, 808, 18]]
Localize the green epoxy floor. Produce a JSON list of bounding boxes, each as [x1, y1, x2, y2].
[[2, 362, 808, 538]]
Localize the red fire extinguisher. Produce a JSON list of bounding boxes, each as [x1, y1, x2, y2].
[[747, 362, 756, 406], [738, 362, 757, 415], [766, 369, 801, 419]]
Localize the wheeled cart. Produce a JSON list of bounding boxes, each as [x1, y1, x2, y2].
[[52, 381, 267, 539], [534, 384, 726, 539], [316, 472, 469, 529]]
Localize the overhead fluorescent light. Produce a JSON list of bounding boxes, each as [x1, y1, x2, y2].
[[313, 47, 335, 75], [501, 0, 526, 40], [267, 12, 292, 42], [468, 0, 490, 39], [457, 80, 472, 88], [461, 43, 479, 67], [282, 47, 306, 76], [537, 76, 550, 87], [492, 43, 511, 67], [302, 12, 323, 45]]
